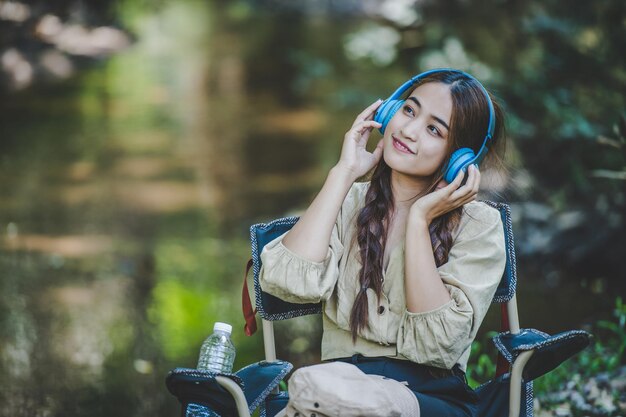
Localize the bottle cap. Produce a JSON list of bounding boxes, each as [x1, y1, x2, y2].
[[214, 322, 232, 334]]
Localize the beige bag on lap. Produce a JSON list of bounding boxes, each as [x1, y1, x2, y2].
[[275, 361, 420, 417]]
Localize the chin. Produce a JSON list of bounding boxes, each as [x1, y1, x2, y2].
[[384, 149, 412, 169], [384, 154, 437, 178]]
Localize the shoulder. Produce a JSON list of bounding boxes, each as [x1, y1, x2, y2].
[[462, 201, 502, 223], [456, 201, 504, 239]]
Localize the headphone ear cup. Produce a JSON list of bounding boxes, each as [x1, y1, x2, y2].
[[374, 100, 403, 133], [444, 148, 476, 183]]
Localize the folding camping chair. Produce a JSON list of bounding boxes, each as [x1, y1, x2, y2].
[[166, 201, 591, 417]]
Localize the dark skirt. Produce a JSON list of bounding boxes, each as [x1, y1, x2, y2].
[[331, 355, 478, 417]]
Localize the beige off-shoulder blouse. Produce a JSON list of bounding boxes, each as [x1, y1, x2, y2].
[[259, 182, 506, 371]]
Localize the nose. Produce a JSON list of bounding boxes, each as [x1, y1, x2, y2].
[[399, 117, 423, 142]]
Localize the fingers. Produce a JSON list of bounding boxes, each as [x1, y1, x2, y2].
[[371, 139, 384, 162], [447, 167, 466, 190], [435, 178, 447, 190], [355, 119, 383, 132], [470, 165, 481, 194], [349, 120, 383, 143], [412, 165, 481, 221], [353, 99, 383, 126], [449, 165, 480, 202], [432, 167, 465, 199], [413, 165, 481, 221]]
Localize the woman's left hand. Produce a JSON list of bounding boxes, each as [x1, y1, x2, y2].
[[410, 165, 481, 225]]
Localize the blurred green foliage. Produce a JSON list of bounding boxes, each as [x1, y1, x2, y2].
[[148, 236, 262, 367], [465, 297, 625, 396], [535, 297, 626, 394], [466, 331, 499, 389]]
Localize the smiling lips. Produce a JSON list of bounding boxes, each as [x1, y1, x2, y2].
[[392, 136, 415, 154]]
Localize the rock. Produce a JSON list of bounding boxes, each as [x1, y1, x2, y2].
[[594, 389, 617, 414]]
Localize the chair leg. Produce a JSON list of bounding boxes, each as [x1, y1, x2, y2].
[[508, 350, 534, 417], [262, 320, 280, 396], [263, 319, 277, 362], [215, 375, 251, 417]]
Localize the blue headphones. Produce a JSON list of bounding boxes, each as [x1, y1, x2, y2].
[[374, 68, 496, 183]]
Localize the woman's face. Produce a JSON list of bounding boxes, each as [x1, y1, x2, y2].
[[382, 82, 453, 179]]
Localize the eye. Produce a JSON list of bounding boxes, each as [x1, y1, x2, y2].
[[428, 125, 442, 137], [402, 104, 415, 116]]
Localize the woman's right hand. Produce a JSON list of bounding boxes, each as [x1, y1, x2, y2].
[[336, 99, 384, 180]]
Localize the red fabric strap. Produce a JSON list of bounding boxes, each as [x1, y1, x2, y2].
[[495, 303, 510, 377], [242, 258, 257, 336]]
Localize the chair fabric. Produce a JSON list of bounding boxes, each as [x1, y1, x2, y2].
[[475, 374, 534, 417], [260, 391, 289, 417], [482, 201, 517, 303], [250, 216, 321, 321], [166, 360, 292, 417], [166, 368, 244, 416], [186, 403, 220, 417], [236, 360, 293, 412]]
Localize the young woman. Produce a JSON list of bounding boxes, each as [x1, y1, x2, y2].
[[260, 69, 507, 417]]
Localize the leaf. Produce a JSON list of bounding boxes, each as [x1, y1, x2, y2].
[[597, 320, 619, 332]]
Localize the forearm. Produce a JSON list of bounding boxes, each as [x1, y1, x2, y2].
[[404, 215, 452, 313], [282, 166, 355, 262]]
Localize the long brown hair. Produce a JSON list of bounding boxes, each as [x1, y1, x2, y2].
[[349, 70, 506, 342]]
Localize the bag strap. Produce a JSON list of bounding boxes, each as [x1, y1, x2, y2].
[[242, 259, 258, 336], [495, 303, 510, 377]]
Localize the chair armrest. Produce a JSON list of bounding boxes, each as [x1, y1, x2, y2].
[[215, 376, 251, 417], [165, 361, 292, 417], [165, 368, 244, 415], [235, 360, 293, 412], [493, 328, 592, 381]]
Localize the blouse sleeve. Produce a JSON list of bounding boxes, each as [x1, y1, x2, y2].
[[259, 225, 344, 304], [397, 202, 506, 369]]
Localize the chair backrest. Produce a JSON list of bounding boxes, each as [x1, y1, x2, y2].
[[484, 201, 517, 303], [249, 201, 517, 322]]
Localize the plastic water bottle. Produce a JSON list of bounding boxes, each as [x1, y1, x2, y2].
[[197, 322, 236, 373]]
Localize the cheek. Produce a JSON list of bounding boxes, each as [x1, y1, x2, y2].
[[424, 140, 447, 158], [435, 146, 449, 163], [424, 143, 449, 169], [382, 132, 396, 151]]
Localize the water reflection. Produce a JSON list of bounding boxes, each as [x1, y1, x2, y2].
[[1, 2, 226, 415], [0, 0, 333, 414]]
